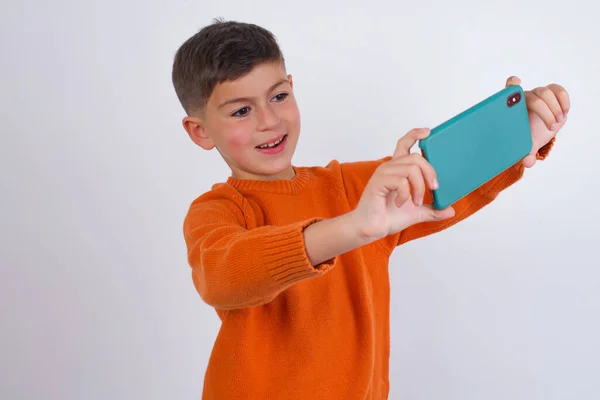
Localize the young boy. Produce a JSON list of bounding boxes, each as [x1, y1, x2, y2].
[[172, 19, 570, 399]]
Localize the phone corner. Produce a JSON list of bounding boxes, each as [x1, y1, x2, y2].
[[432, 201, 447, 211], [506, 83, 525, 94]]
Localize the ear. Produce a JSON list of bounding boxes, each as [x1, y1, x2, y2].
[[182, 116, 215, 150], [287, 74, 294, 89]]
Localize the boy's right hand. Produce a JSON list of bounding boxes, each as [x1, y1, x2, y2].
[[352, 128, 456, 241]]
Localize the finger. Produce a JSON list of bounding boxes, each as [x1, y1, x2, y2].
[[419, 204, 455, 223], [403, 164, 426, 206], [522, 154, 536, 168], [547, 83, 570, 116], [394, 153, 438, 190], [380, 163, 426, 206], [393, 178, 411, 207], [505, 76, 521, 87], [525, 91, 559, 131], [375, 165, 411, 206], [393, 128, 430, 158], [532, 86, 563, 124]]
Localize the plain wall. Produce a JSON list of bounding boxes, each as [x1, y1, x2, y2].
[[2, 0, 599, 399]]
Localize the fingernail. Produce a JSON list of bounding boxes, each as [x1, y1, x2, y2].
[[432, 179, 439, 189], [557, 114, 564, 123], [550, 123, 558, 131]]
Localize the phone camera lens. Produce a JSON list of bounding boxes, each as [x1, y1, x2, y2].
[[507, 92, 521, 107]]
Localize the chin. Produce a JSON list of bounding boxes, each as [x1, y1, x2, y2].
[[261, 159, 294, 175]]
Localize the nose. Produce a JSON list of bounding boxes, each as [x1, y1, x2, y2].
[[256, 104, 280, 131]]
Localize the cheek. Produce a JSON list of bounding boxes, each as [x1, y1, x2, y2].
[[228, 126, 254, 147], [217, 120, 255, 154], [281, 99, 301, 130]]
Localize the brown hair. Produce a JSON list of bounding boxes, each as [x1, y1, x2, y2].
[[172, 18, 286, 115]]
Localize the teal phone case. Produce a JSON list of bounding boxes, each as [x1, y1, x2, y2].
[[418, 85, 532, 210]]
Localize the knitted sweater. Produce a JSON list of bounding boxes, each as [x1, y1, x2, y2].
[[183, 144, 553, 399]]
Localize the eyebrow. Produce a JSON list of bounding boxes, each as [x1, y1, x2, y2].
[[217, 79, 289, 109]]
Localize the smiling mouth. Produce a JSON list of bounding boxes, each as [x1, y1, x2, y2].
[[256, 135, 287, 149]]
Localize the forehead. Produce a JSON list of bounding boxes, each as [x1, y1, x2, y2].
[[209, 62, 288, 104]]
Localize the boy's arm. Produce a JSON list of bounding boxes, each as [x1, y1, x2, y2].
[[396, 160, 523, 245], [184, 199, 367, 310], [395, 137, 556, 245], [396, 138, 556, 246], [339, 138, 555, 250]]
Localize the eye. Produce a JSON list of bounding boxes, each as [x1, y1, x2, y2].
[[232, 107, 250, 117], [272, 92, 289, 102]]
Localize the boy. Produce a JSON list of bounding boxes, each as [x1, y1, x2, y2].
[[172, 19, 569, 399]]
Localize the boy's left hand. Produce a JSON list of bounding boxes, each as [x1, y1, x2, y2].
[[505, 76, 570, 168]]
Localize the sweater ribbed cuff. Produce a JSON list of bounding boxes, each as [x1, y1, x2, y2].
[[536, 137, 556, 160], [263, 218, 337, 287]]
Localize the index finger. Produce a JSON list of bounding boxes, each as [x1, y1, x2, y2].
[[547, 83, 570, 115], [393, 128, 430, 158], [505, 76, 522, 87]]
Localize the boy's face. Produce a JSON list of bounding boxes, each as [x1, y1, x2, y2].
[[184, 62, 301, 181]]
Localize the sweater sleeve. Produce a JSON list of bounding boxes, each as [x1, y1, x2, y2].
[[183, 199, 336, 310]]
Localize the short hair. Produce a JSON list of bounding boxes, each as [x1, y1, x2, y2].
[[172, 18, 286, 115]]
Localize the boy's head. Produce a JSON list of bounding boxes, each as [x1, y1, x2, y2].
[[172, 19, 300, 181]]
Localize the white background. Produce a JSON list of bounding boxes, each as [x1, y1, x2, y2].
[[2, 0, 599, 399]]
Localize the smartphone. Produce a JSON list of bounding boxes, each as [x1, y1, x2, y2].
[[418, 85, 532, 210]]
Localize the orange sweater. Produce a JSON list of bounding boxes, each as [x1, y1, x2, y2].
[[183, 143, 553, 399]]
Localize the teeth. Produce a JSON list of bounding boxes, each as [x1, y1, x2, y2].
[[258, 136, 284, 149]]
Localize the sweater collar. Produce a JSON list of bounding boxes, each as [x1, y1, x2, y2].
[[225, 166, 311, 195]]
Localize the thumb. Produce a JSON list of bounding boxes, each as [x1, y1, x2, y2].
[[522, 153, 537, 168], [419, 204, 455, 223]]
